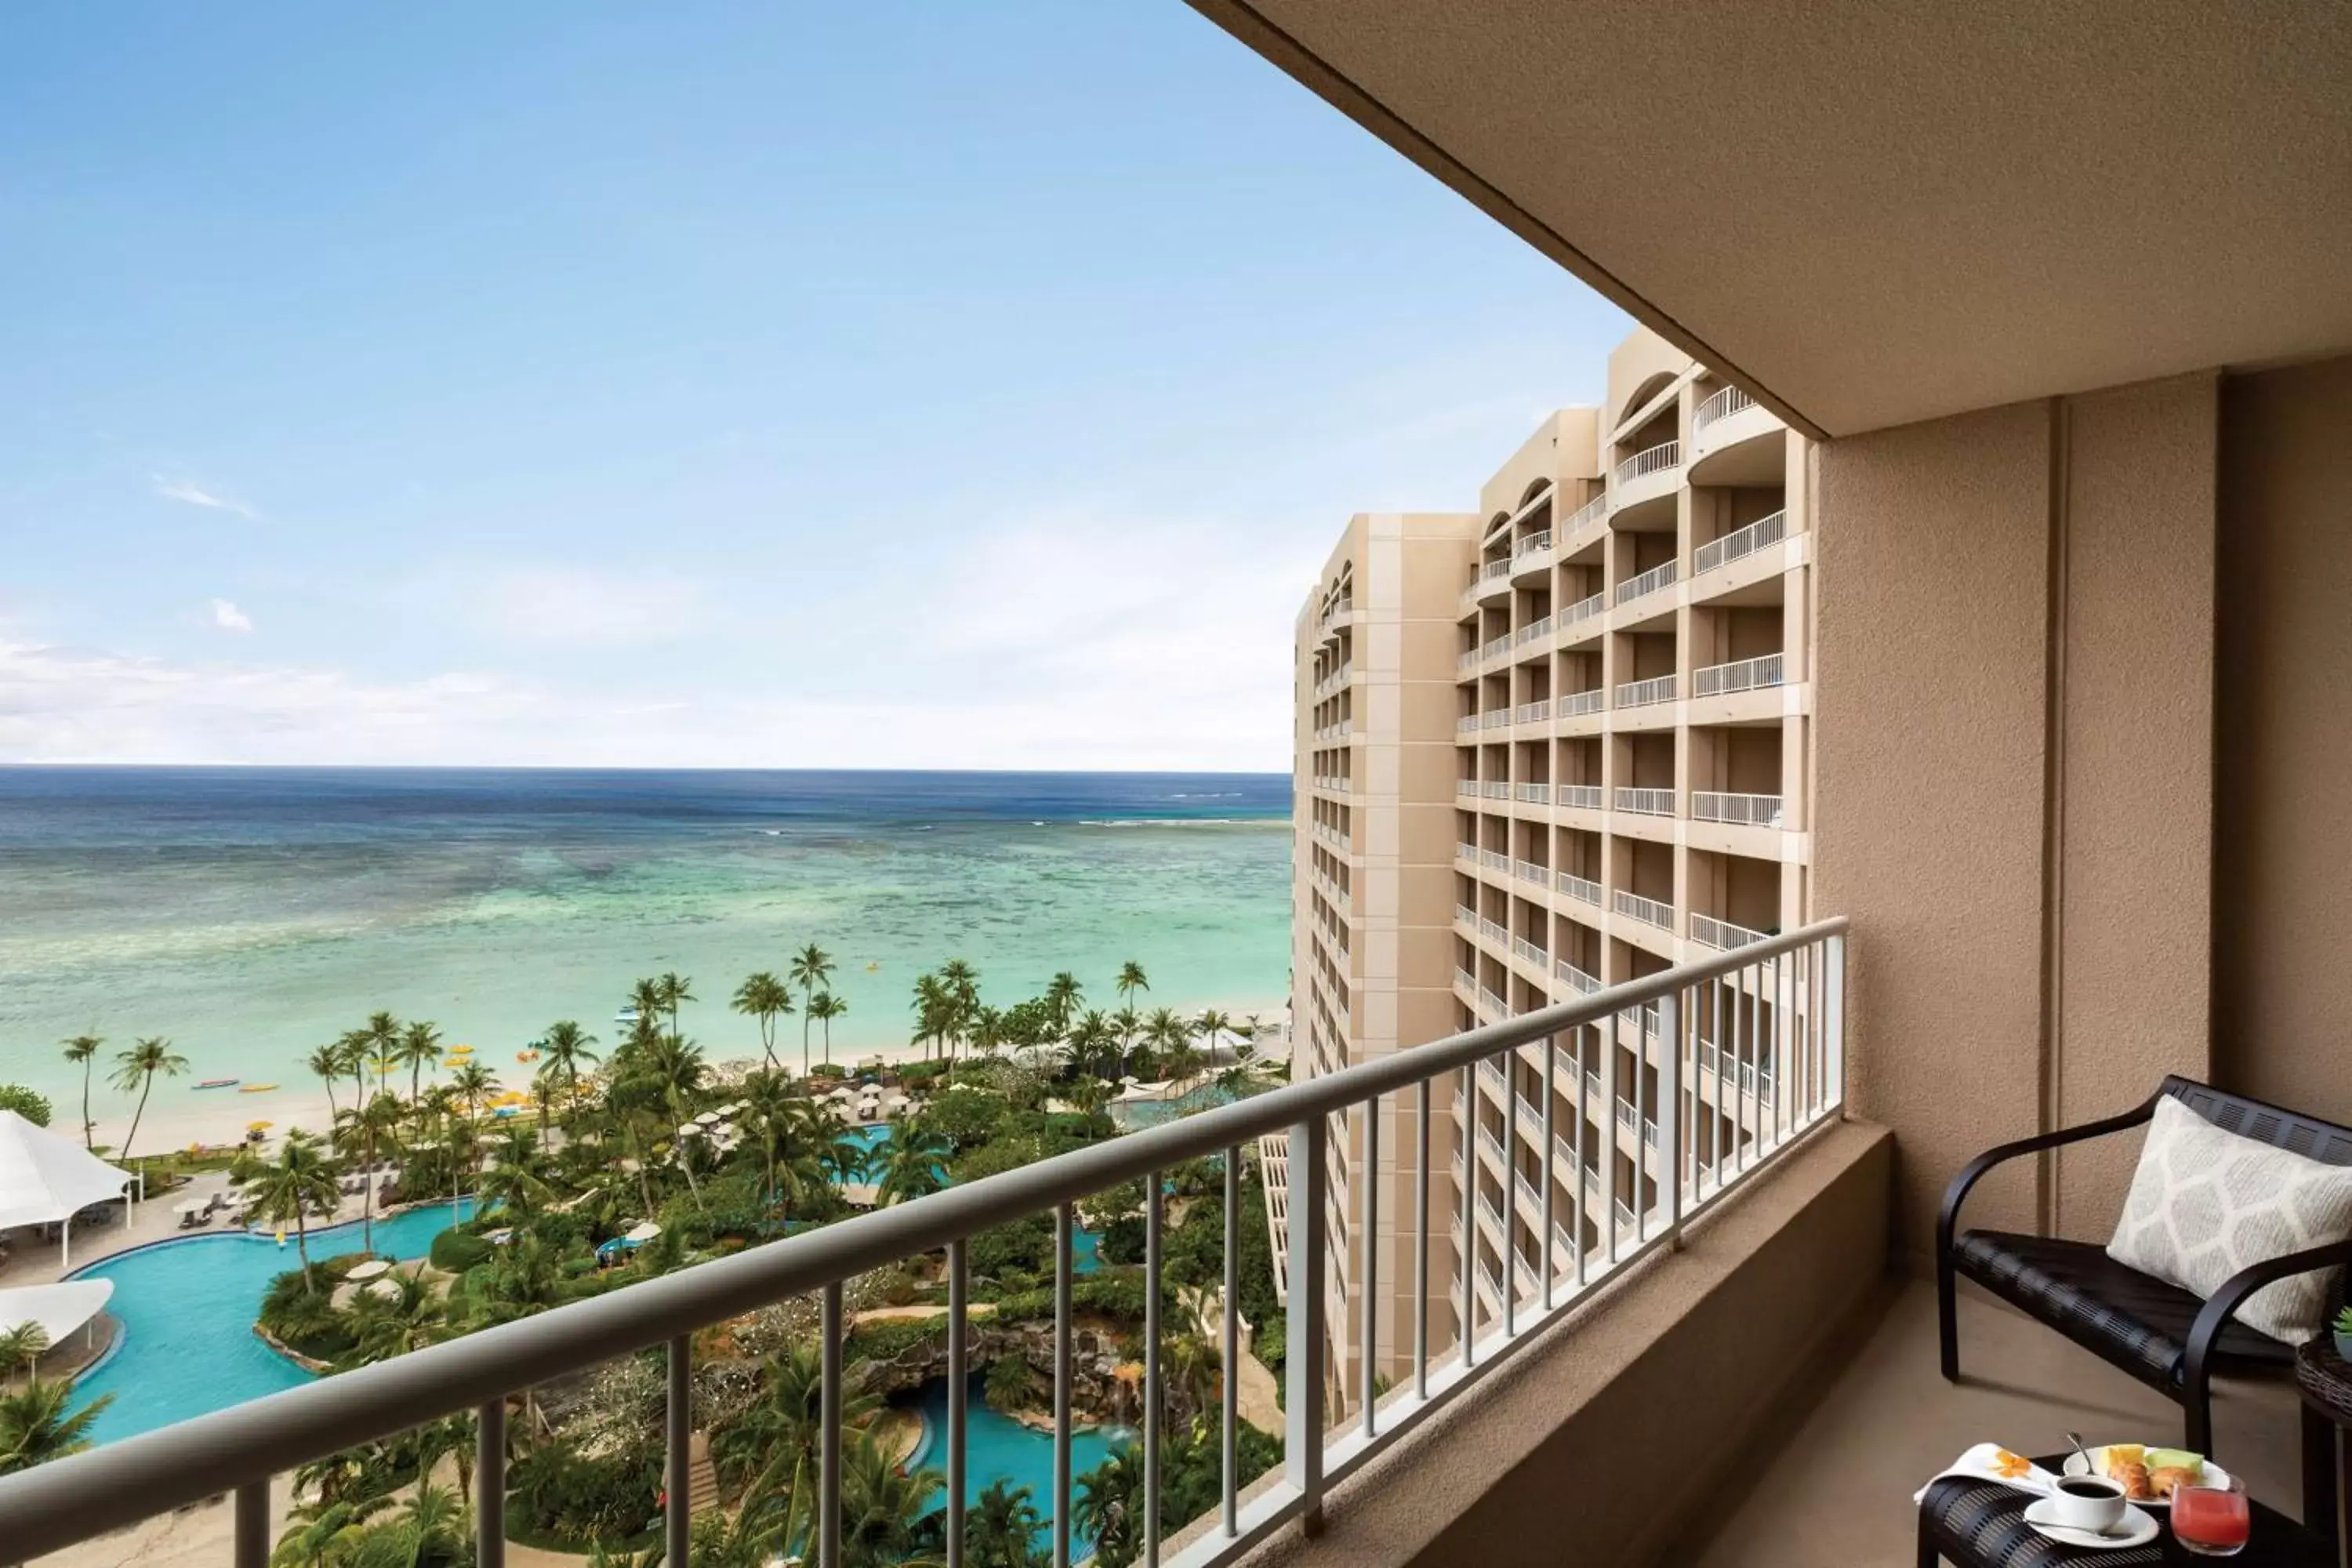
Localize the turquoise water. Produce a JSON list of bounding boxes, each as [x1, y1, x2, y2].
[[841, 1123, 1102, 1273], [1109, 1082, 1240, 1131], [70, 1200, 475, 1445], [0, 769, 1291, 1136], [904, 1374, 1127, 1550]]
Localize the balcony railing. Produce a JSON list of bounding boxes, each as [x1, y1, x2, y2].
[[1561, 590, 1608, 628], [1555, 783, 1602, 811], [1454, 964, 1479, 994], [1515, 616, 1553, 645], [1692, 509, 1787, 577], [1613, 559, 1679, 606], [1478, 916, 1509, 945], [1615, 672, 1679, 709], [1456, 714, 1479, 735], [1514, 529, 1553, 561], [1512, 935, 1549, 968], [1613, 439, 1681, 488], [1557, 688, 1605, 717], [1555, 959, 1601, 994], [1512, 858, 1548, 885], [1693, 652, 1786, 698], [1480, 781, 1510, 800], [1479, 847, 1509, 871], [1455, 903, 1478, 929], [1691, 790, 1786, 829], [1455, 779, 1477, 798], [1512, 782, 1550, 804], [1514, 700, 1551, 724], [1482, 558, 1512, 582], [1690, 913, 1772, 952], [1480, 711, 1511, 731], [1557, 871, 1602, 906], [1480, 633, 1512, 662], [1479, 984, 1511, 1018], [0, 924, 1847, 1568], [1616, 889, 1676, 929], [1457, 649, 1479, 673], [1560, 491, 1609, 538], [1693, 383, 1757, 436], [1613, 786, 1676, 817], [1456, 840, 1479, 864]]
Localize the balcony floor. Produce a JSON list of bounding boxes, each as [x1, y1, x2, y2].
[[1682, 1279, 2309, 1565]]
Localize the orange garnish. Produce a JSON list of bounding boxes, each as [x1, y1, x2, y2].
[[1991, 1450, 2032, 1479]]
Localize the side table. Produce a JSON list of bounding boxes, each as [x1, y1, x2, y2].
[[2296, 1338, 2352, 1566]]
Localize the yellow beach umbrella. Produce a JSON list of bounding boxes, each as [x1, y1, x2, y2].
[[248, 1120, 274, 1131]]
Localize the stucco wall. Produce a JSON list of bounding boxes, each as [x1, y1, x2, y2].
[[2213, 354, 2352, 1124], [1813, 402, 2054, 1251]]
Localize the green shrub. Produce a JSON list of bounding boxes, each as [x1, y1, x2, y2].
[[983, 1354, 1038, 1412], [509, 1438, 660, 1544], [809, 1063, 848, 1080], [0, 1086, 51, 1127], [843, 1315, 948, 1366], [430, 1229, 493, 1272]]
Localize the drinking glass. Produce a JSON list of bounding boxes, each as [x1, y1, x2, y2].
[[2172, 1472, 2250, 1556]]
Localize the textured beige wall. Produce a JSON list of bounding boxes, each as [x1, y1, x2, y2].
[[2051, 377, 2217, 1233], [1814, 402, 2053, 1252], [2213, 354, 2352, 1124]]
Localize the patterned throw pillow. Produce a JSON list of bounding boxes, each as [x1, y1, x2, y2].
[[2107, 1095, 2352, 1344]]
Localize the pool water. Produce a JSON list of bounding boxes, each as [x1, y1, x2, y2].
[[70, 1200, 475, 1446], [1109, 1082, 1240, 1131], [902, 1374, 1128, 1550], [840, 1123, 1102, 1272]]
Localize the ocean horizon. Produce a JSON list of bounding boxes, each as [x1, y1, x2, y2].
[[0, 766, 1294, 1129]]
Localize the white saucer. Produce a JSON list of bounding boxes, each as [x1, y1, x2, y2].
[[2021, 1497, 2160, 1549]]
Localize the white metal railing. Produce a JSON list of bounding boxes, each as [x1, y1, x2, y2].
[[1515, 529, 1553, 560], [1561, 590, 1608, 627], [1479, 916, 1509, 945], [1515, 700, 1551, 724], [1457, 840, 1479, 864], [1512, 935, 1548, 967], [1691, 791, 1785, 829], [1693, 383, 1757, 436], [1481, 633, 1512, 661], [1615, 673, 1679, 708], [1512, 858, 1547, 885], [1614, 786, 1676, 817], [1455, 903, 1479, 929], [1555, 783, 1602, 811], [1512, 782, 1550, 804], [1614, 559, 1679, 606], [1613, 439, 1681, 488], [1457, 649, 1479, 673], [1455, 779, 1477, 798], [1456, 714, 1479, 735], [1690, 913, 1771, 952], [1615, 889, 1675, 929], [1482, 558, 1512, 582], [0, 924, 1849, 1568], [1480, 781, 1510, 800], [1454, 965, 1479, 994], [1479, 985, 1510, 1018], [1693, 509, 1787, 576], [1479, 848, 1509, 871], [1555, 960, 1600, 994], [1698, 1037, 1777, 1096], [1516, 616, 1553, 645], [1480, 712, 1510, 731], [1557, 872, 1602, 906], [1558, 688, 1605, 717], [1693, 652, 1786, 698], [1560, 492, 1609, 537]]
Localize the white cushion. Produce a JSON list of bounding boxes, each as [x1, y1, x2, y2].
[[2107, 1095, 2352, 1344]]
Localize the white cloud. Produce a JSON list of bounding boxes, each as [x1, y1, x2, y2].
[[152, 476, 260, 521], [207, 598, 254, 634], [468, 569, 708, 645]]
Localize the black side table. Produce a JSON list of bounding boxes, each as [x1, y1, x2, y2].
[[2295, 1339, 2352, 1566]]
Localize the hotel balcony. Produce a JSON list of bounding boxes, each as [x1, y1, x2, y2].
[[1692, 652, 1784, 698], [1687, 384, 1785, 486], [1690, 789, 1784, 829], [1613, 786, 1676, 818], [1554, 782, 1602, 811], [1559, 589, 1608, 634], [1611, 438, 1682, 519], [1691, 509, 1788, 581], [1556, 870, 1602, 907], [1556, 687, 1605, 720], [1511, 529, 1555, 576], [1613, 557, 1679, 610], [1510, 782, 1549, 804], [1615, 888, 1675, 929], [1556, 491, 1609, 552], [1690, 912, 1772, 952], [1613, 672, 1678, 710]]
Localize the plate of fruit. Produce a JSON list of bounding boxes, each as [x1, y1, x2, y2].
[[2060, 1444, 2228, 1508]]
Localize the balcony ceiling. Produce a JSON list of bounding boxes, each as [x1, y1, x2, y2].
[[1187, 0, 2352, 437]]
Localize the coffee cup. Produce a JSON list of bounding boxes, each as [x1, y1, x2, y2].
[[2047, 1475, 2127, 1534]]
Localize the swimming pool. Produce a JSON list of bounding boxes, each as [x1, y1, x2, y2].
[[1108, 1082, 1240, 1131], [69, 1200, 475, 1446], [902, 1374, 1127, 1550], [840, 1123, 1103, 1272]]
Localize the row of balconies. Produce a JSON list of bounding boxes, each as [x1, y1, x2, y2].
[[1460, 499, 1794, 634], [1451, 786, 1788, 829], [1310, 662, 1354, 700], [1312, 718, 1355, 742], [1454, 642, 1790, 705], [1454, 862, 1777, 960]]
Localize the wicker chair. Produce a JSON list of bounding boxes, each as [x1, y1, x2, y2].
[[1937, 1075, 2352, 1456]]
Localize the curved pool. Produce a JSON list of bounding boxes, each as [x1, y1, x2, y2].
[[902, 1374, 1127, 1550], [70, 1200, 475, 1446]]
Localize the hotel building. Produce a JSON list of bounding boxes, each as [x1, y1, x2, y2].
[[1292, 325, 1817, 1404]]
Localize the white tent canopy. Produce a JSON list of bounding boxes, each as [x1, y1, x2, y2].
[[0, 1110, 133, 1263], [0, 1279, 114, 1347]]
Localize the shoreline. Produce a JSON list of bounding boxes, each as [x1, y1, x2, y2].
[[93, 996, 1288, 1155]]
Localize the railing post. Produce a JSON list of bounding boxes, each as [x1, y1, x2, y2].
[[476, 1399, 506, 1568], [948, 1239, 967, 1568], [666, 1334, 691, 1568], [1286, 1112, 1327, 1534], [234, 1479, 268, 1568], [1145, 1174, 1163, 1566], [1221, 1147, 1240, 1540], [1054, 1203, 1074, 1568], [1825, 931, 1846, 1107], [1659, 988, 1683, 1246], [821, 1282, 844, 1568]]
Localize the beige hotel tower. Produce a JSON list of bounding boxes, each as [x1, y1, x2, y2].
[[1292, 324, 1815, 1406]]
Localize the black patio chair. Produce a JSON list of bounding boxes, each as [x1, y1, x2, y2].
[[1937, 1075, 2352, 1455]]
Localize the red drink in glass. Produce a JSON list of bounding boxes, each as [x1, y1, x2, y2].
[[2173, 1476, 2250, 1555]]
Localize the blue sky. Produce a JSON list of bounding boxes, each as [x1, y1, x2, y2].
[[0, 3, 1625, 771]]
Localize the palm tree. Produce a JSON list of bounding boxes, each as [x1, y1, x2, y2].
[[656, 971, 695, 1042], [333, 1092, 405, 1254], [939, 958, 981, 1063], [0, 1379, 111, 1475], [307, 1044, 347, 1127], [59, 1035, 100, 1152], [333, 1029, 373, 1132], [271, 1492, 391, 1566], [360, 1011, 403, 1098], [970, 1005, 1008, 1063], [711, 1341, 879, 1496], [909, 972, 952, 1065], [1073, 1442, 1145, 1568], [629, 976, 667, 1041], [1115, 960, 1149, 1011], [109, 1036, 187, 1162], [368, 1478, 469, 1568], [537, 1021, 600, 1125], [1145, 1009, 1196, 1084], [0, 1323, 49, 1382], [808, 992, 846, 1067], [840, 1429, 941, 1568], [731, 972, 794, 1073], [343, 1273, 441, 1367], [1063, 1011, 1117, 1081], [788, 944, 836, 1073], [397, 1020, 444, 1107], [967, 1478, 1045, 1568], [239, 1131, 342, 1284], [448, 1060, 499, 1125], [1045, 973, 1083, 1035], [479, 1128, 556, 1221], [873, 1115, 951, 1206]]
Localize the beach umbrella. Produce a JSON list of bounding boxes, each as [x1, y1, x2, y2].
[[625, 1221, 662, 1243], [247, 1120, 273, 1131], [695, 1111, 721, 1127], [677, 1123, 701, 1139], [711, 1122, 735, 1138], [346, 1259, 392, 1282], [364, 1278, 403, 1301]]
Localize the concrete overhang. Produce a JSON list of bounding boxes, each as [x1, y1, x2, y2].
[[1186, 0, 2352, 437]]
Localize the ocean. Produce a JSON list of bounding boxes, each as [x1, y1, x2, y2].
[[0, 768, 1293, 1125]]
